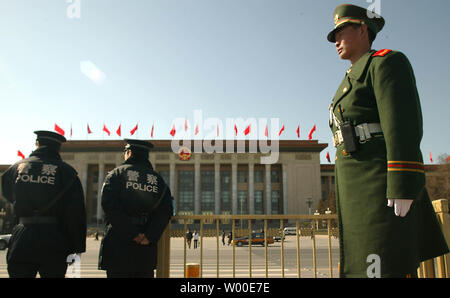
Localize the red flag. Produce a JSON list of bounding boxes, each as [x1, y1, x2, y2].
[[308, 125, 316, 140], [234, 124, 238, 136], [326, 151, 331, 163], [195, 124, 199, 136], [278, 125, 285, 136], [170, 125, 176, 137], [17, 150, 25, 159], [430, 152, 433, 163], [54, 124, 65, 136], [87, 124, 92, 134], [103, 124, 110, 136], [185, 119, 188, 131], [151, 123, 154, 138], [116, 124, 121, 137], [265, 125, 268, 137], [296, 125, 300, 139], [130, 124, 138, 136], [244, 124, 251, 136], [217, 125, 219, 137], [446, 155, 450, 163]]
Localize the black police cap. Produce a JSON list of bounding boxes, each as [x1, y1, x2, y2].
[[124, 139, 154, 151], [34, 130, 67, 144]]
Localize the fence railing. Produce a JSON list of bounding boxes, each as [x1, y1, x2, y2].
[[155, 199, 450, 278], [157, 213, 338, 278]]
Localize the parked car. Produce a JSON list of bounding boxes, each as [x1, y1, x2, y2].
[[283, 227, 298, 236], [0, 234, 11, 250], [231, 233, 274, 247]]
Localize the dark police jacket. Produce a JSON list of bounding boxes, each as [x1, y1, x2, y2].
[[1, 146, 87, 263], [98, 157, 173, 272]]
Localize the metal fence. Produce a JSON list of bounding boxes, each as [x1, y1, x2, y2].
[[155, 199, 450, 278]]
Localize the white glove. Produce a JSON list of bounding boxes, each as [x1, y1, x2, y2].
[[387, 199, 413, 217], [66, 253, 81, 265]]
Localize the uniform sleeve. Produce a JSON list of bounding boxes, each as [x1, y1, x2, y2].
[[62, 173, 87, 254], [372, 51, 426, 199], [145, 181, 174, 244], [101, 171, 140, 241]]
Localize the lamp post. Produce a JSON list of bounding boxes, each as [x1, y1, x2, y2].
[[314, 210, 320, 230], [306, 198, 313, 215]]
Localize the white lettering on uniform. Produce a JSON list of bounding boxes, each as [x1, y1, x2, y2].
[[126, 181, 158, 193], [17, 175, 56, 185]]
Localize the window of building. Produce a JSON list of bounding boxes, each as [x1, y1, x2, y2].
[[178, 171, 194, 212], [271, 170, 280, 183], [201, 171, 214, 212], [159, 170, 170, 186], [254, 191, 264, 214], [221, 171, 231, 213], [271, 190, 280, 214], [238, 170, 248, 183], [238, 191, 248, 214], [254, 170, 264, 183]]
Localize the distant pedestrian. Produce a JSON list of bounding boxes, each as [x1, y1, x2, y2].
[[227, 231, 232, 246], [193, 230, 199, 249], [221, 230, 226, 246], [186, 229, 193, 249]]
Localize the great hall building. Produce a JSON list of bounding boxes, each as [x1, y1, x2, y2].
[[1, 139, 447, 227], [57, 139, 328, 224]]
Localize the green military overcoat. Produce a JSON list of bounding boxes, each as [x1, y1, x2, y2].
[[330, 49, 449, 277]]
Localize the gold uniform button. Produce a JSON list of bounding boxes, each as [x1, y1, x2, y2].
[[342, 149, 349, 156], [343, 87, 348, 93]]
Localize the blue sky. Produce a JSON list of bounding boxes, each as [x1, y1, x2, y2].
[[0, 0, 449, 165]]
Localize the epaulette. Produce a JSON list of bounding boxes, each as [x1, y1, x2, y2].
[[372, 49, 392, 57]]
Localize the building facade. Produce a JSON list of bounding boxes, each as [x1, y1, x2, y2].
[[2, 140, 445, 228], [57, 139, 327, 224]]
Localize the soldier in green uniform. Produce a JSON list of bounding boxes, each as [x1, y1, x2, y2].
[[327, 4, 449, 277]]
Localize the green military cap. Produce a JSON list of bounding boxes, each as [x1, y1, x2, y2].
[[327, 4, 385, 42]]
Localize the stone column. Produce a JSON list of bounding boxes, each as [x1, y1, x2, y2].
[[97, 155, 105, 222], [265, 164, 272, 215], [282, 163, 288, 215], [231, 159, 238, 215], [79, 162, 88, 204], [248, 162, 255, 215], [169, 161, 176, 191], [214, 162, 221, 215], [194, 156, 201, 215]]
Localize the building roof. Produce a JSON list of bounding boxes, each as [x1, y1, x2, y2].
[[60, 139, 329, 153]]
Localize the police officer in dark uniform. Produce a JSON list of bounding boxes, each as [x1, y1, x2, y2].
[[1, 131, 87, 278], [98, 139, 173, 278]]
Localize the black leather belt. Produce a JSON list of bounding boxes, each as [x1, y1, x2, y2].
[[19, 216, 58, 224]]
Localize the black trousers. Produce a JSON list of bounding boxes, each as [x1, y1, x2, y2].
[[8, 261, 68, 278], [106, 270, 154, 278]]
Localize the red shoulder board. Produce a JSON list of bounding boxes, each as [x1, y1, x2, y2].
[[372, 49, 392, 57]]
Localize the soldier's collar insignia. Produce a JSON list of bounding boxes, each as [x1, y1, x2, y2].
[[372, 49, 392, 57]]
